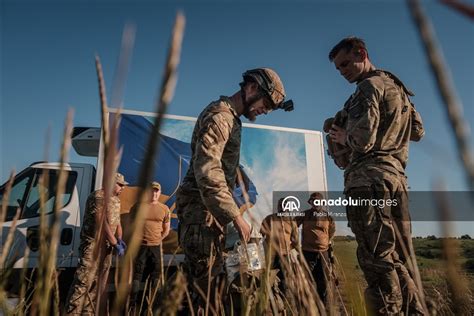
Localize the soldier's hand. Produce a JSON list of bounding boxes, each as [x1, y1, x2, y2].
[[115, 242, 126, 257], [329, 124, 347, 145], [233, 215, 251, 243], [118, 238, 127, 251]]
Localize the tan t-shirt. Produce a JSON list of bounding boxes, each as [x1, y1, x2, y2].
[[298, 209, 335, 252], [132, 202, 170, 246]]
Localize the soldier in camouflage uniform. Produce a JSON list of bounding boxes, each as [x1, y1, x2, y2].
[[327, 37, 425, 315], [176, 68, 293, 314], [65, 173, 128, 315]]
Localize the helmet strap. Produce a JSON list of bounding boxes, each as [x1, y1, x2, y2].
[[240, 81, 278, 121], [246, 91, 266, 108], [240, 83, 266, 110]]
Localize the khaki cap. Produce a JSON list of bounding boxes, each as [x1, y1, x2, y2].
[[151, 181, 161, 190], [115, 173, 129, 186]]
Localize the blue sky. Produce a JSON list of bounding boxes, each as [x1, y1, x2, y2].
[[1, 0, 473, 235]]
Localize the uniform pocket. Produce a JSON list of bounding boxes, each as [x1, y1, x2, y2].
[[347, 100, 364, 119], [181, 225, 199, 253], [199, 225, 220, 257]]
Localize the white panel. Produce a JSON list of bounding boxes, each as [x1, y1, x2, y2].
[[305, 133, 328, 193]]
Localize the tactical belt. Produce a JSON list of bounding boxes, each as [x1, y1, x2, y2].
[[346, 150, 404, 175]]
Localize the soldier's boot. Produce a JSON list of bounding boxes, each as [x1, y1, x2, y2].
[[365, 284, 402, 316], [393, 220, 426, 315], [129, 279, 143, 315], [361, 259, 403, 315], [64, 285, 89, 315], [398, 271, 426, 315], [64, 307, 82, 316], [393, 247, 426, 316]]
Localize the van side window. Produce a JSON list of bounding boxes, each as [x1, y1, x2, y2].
[[21, 170, 78, 219], [0, 168, 35, 221]]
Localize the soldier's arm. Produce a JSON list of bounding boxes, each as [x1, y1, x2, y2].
[[193, 112, 241, 225], [328, 215, 336, 240], [410, 105, 425, 142], [103, 219, 118, 246], [92, 195, 118, 246], [260, 216, 270, 238], [129, 203, 138, 219], [103, 203, 119, 244], [162, 207, 171, 239], [345, 79, 382, 153], [116, 222, 123, 240]]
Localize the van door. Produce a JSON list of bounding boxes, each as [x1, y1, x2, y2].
[[0, 167, 80, 268]]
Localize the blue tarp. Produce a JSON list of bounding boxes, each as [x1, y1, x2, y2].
[[117, 113, 258, 229]]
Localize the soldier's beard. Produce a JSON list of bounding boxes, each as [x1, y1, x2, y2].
[[243, 103, 257, 122]]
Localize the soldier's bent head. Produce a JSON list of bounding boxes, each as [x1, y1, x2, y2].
[[328, 36, 368, 62]]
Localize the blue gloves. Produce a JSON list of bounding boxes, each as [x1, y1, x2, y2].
[[115, 238, 127, 256], [118, 238, 127, 250]]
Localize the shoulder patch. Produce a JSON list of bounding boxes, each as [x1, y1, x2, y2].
[[356, 76, 383, 103], [91, 189, 104, 200], [199, 112, 233, 148], [358, 77, 381, 96]]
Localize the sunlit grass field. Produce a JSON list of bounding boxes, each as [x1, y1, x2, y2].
[[332, 236, 474, 315]]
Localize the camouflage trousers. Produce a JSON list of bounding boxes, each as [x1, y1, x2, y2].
[[65, 239, 113, 315], [346, 178, 425, 315], [179, 222, 226, 315], [131, 245, 163, 307]]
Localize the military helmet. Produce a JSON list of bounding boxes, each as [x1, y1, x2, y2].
[[241, 68, 294, 111]]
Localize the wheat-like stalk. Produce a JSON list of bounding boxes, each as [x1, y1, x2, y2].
[[111, 12, 185, 315], [408, 0, 474, 191], [435, 188, 473, 315]]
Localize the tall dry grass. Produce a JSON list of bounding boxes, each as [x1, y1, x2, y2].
[[435, 189, 473, 315], [2, 3, 474, 315], [33, 110, 73, 316], [408, 0, 474, 191], [111, 11, 185, 315], [0, 172, 19, 314]]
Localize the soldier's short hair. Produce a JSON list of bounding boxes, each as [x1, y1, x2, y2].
[[328, 36, 368, 61], [310, 192, 324, 200]]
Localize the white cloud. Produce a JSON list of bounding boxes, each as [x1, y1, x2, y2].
[[243, 133, 307, 229], [161, 120, 194, 143]]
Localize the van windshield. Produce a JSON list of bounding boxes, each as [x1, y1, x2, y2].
[[0, 168, 77, 221], [0, 168, 35, 221]]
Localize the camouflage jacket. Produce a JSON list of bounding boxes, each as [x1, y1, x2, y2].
[[342, 70, 424, 189], [80, 189, 121, 241], [177, 96, 242, 226]]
